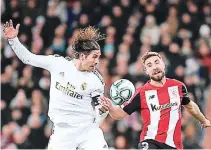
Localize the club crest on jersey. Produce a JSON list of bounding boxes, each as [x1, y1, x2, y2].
[[172, 90, 178, 98], [80, 82, 87, 90]]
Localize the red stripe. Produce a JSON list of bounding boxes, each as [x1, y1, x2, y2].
[[173, 119, 182, 149], [173, 84, 183, 149], [154, 88, 171, 142], [140, 89, 150, 141]]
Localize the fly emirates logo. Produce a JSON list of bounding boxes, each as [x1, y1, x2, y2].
[[55, 82, 83, 99], [150, 102, 178, 111]]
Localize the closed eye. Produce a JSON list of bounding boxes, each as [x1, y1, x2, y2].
[[147, 63, 152, 67], [93, 54, 101, 58], [155, 60, 160, 64]]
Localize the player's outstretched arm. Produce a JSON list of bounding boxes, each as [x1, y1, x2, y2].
[[3, 20, 55, 71], [183, 100, 211, 128], [100, 96, 128, 120]]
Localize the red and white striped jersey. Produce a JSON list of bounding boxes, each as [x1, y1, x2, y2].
[[123, 78, 190, 149]]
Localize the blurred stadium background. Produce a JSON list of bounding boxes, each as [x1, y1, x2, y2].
[[1, 0, 211, 149]]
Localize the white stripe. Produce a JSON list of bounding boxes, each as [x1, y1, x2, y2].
[[166, 86, 180, 148], [144, 90, 160, 140]]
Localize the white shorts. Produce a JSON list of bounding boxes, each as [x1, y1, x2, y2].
[[47, 122, 108, 150]]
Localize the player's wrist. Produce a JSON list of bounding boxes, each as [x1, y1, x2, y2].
[[8, 37, 19, 44], [199, 116, 207, 124]]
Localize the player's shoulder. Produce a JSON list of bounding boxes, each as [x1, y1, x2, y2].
[[91, 69, 105, 86], [52, 54, 74, 64], [53, 54, 73, 61], [140, 81, 151, 91], [134, 87, 142, 95], [167, 78, 184, 86]]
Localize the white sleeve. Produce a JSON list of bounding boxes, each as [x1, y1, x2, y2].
[[8, 37, 56, 72], [91, 85, 108, 124]]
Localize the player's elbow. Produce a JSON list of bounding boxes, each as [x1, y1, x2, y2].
[[110, 114, 124, 120], [109, 112, 128, 120], [184, 101, 198, 115]]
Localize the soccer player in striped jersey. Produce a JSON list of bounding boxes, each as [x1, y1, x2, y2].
[[3, 20, 108, 150], [100, 52, 211, 149]]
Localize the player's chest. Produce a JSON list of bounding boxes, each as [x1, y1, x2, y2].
[[141, 86, 181, 111], [52, 69, 94, 95]]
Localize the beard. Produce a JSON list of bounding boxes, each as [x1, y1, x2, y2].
[[150, 71, 165, 82]]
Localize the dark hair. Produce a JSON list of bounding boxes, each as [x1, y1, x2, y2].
[[71, 26, 106, 58], [141, 52, 162, 64]]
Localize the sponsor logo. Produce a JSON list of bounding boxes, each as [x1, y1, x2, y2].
[[150, 102, 178, 111], [55, 82, 83, 99], [148, 95, 155, 100]]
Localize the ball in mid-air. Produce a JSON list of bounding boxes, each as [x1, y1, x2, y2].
[[110, 79, 135, 107]]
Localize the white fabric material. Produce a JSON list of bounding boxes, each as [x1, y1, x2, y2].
[[48, 123, 108, 150], [166, 86, 180, 148], [8, 37, 108, 149], [144, 90, 160, 140]]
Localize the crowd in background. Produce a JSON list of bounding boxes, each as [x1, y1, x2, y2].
[[1, 0, 211, 149]]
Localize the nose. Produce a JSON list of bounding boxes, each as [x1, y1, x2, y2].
[[95, 58, 100, 64], [152, 65, 157, 70]]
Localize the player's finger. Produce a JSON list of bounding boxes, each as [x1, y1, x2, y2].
[[99, 106, 108, 112], [102, 104, 109, 109], [104, 98, 112, 105], [3, 23, 7, 28], [6, 22, 9, 28], [99, 107, 107, 113], [202, 124, 208, 128], [102, 99, 108, 105], [100, 95, 105, 101], [9, 19, 13, 27], [16, 24, 20, 31]]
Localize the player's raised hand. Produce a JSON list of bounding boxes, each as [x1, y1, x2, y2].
[[201, 119, 211, 128], [3, 19, 20, 39]]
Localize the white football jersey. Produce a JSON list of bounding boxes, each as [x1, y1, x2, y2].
[[8, 37, 107, 125]]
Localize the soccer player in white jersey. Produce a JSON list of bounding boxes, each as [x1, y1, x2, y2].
[[3, 20, 109, 150]]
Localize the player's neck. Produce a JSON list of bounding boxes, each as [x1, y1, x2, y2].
[[72, 59, 87, 72], [150, 77, 167, 87]]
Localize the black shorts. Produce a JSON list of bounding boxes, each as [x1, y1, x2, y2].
[[138, 139, 177, 149]]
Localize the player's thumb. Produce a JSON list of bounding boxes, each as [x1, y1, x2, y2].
[[105, 97, 112, 106], [16, 24, 20, 31]]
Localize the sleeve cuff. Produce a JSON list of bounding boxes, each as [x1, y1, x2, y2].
[[8, 37, 19, 45]]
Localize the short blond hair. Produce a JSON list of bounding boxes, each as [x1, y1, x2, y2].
[[141, 52, 162, 64]]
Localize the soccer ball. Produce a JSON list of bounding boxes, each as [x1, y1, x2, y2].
[[110, 79, 135, 106]]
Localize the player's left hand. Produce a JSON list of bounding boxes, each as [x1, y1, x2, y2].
[[98, 104, 108, 114], [201, 119, 211, 128], [99, 95, 113, 113], [3, 19, 20, 39], [98, 101, 108, 114]]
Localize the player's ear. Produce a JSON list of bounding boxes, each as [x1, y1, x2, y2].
[[80, 53, 85, 61], [143, 66, 148, 75]]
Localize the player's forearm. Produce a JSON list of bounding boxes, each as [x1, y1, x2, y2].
[[8, 37, 36, 65], [109, 105, 127, 120], [186, 102, 206, 123], [8, 37, 53, 70]]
